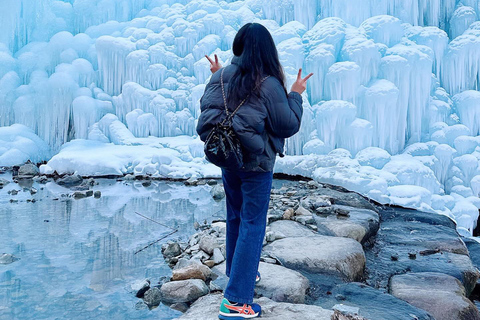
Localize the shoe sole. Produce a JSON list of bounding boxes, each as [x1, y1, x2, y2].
[[219, 311, 261, 319]]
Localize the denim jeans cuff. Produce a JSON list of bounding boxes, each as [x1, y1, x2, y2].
[[223, 293, 253, 305]]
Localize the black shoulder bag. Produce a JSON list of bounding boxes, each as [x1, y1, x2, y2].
[[204, 69, 269, 170]]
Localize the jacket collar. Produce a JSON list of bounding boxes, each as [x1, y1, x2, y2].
[[231, 55, 240, 65]]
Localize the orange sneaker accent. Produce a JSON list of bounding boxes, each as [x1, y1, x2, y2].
[[225, 304, 255, 315]]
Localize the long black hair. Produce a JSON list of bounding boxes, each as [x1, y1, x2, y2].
[[227, 23, 287, 106]]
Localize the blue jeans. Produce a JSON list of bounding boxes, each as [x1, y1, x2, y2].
[[221, 169, 273, 304]]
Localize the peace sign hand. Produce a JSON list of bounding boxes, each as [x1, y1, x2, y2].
[[205, 54, 222, 74], [291, 68, 314, 95]]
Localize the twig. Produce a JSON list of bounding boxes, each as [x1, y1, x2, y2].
[[135, 211, 177, 231], [134, 229, 179, 255]]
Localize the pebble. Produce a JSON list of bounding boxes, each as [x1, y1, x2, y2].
[[94, 191, 101, 198], [207, 179, 218, 186]]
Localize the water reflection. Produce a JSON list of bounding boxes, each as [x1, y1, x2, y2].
[[0, 176, 226, 320]]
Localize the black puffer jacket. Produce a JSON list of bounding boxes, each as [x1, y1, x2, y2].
[[196, 57, 303, 172]]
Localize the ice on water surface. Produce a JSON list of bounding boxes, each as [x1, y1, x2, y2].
[[2, 0, 480, 235]]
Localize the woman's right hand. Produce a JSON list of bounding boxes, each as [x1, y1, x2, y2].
[[291, 68, 313, 95], [205, 54, 222, 74]]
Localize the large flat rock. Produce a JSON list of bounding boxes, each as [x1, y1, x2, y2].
[[268, 220, 316, 238], [389, 272, 480, 320], [176, 293, 333, 320], [263, 236, 365, 281], [211, 262, 310, 304], [314, 205, 379, 244], [322, 282, 435, 320], [366, 207, 479, 295]]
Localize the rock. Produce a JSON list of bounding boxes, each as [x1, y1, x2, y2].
[[18, 163, 39, 178], [143, 287, 162, 307], [268, 220, 316, 238], [9, 190, 18, 195], [73, 191, 92, 200], [170, 302, 189, 313], [307, 181, 320, 189], [367, 207, 478, 295], [329, 282, 435, 320], [389, 272, 480, 320], [204, 260, 215, 268], [142, 180, 152, 187], [314, 205, 379, 244], [128, 278, 150, 294], [212, 248, 225, 265], [295, 206, 312, 216], [29, 187, 37, 195], [163, 243, 182, 258], [185, 177, 199, 186], [135, 301, 148, 310], [210, 184, 225, 200], [172, 264, 212, 282], [294, 215, 315, 225], [332, 304, 367, 320], [256, 262, 310, 303], [176, 294, 333, 320], [57, 174, 83, 187], [160, 279, 209, 304], [94, 191, 101, 198], [282, 208, 294, 220], [213, 261, 309, 304], [263, 236, 365, 281], [0, 253, 19, 265], [199, 236, 219, 255], [124, 174, 135, 180], [0, 178, 10, 188], [207, 179, 217, 186]]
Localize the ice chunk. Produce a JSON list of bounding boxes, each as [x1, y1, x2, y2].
[[449, 6, 477, 39], [0, 124, 51, 166], [434, 144, 457, 186], [387, 185, 432, 209], [452, 90, 480, 136], [355, 147, 391, 169], [357, 79, 400, 153], [471, 175, 480, 197], [342, 118, 374, 156], [360, 15, 403, 47], [96, 36, 136, 96], [314, 100, 357, 151], [454, 136, 478, 155], [453, 154, 479, 185], [72, 96, 113, 139], [324, 62, 361, 103]]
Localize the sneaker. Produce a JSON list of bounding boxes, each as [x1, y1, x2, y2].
[[219, 298, 261, 319], [255, 271, 261, 284]]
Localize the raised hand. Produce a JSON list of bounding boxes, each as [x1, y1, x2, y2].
[[205, 54, 222, 74], [291, 68, 313, 95]]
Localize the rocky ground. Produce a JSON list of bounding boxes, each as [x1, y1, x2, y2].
[[3, 163, 480, 319], [134, 178, 480, 320]]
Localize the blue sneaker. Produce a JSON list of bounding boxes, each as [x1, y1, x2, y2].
[[219, 298, 261, 319]]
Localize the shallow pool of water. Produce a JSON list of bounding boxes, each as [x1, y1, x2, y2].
[[0, 175, 227, 320]]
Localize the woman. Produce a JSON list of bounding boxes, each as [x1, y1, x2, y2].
[[196, 23, 312, 319]]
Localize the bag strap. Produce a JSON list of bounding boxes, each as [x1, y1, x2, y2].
[[220, 68, 270, 125]]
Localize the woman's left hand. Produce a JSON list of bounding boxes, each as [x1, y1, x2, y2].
[[205, 54, 222, 74]]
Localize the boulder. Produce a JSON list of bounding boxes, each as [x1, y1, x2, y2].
[[0, 253, 19, 265], [56, 174, 83, 186], [263, 236, 365, 281], [314, 205, 379, 243], [160, 279, 209, 304], [389, 272, 480, 320], [143, 287, 162, 307], [199, 236, 219, 255], [212, 261, 310, 304], [172, 264, 212, 282], [176, 294, 333, 320], [210, 184, 225, 200], [18, 163, 39, 178], [268, 220, 316, 238], [326, 283, 435, 320]]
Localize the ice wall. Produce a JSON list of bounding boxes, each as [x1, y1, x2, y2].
[[2, 0, 480, 234]]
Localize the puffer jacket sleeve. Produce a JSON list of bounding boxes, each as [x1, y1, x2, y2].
[[196, 70, 224, 142], [261, 77, 303, 139]]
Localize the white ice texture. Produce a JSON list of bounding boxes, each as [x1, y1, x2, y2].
[[2, 0, 480, 235]]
